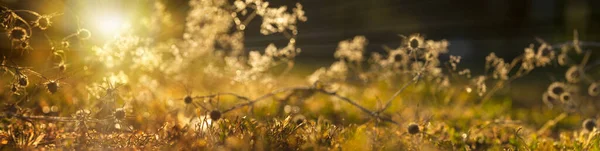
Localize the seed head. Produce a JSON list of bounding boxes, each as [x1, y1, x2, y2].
[[407, 123, 420, 135], [583, 119, 597, 131], [293, 115, 306, 124], [557, 53, 568, 66], [11, 84, 17, 92], [61, 41, 70, 48], [35, 16, 51, 30], [405, 34, 424, 50], [7, 27, 27, 41], [114, 108, 126, 120], [46, 81, 58, 94], [18, 76, 28, 87], [58, 64, 66, 72], [559, 92, 571, 103], [19, 41, 29, 49], [565, 66, 580, 83], [542, 92, 558, 108], [588, 83, 599, 96], [184, 96, 193, 104], [547, 82, 567, 98], [209, 110, 222, 121]]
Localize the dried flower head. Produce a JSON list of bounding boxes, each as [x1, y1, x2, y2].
[[114, 108, 126, 120], [407, 123, 420, 135], [557, 53, 568, 66], [34, 16, 52, 30], [7, 27, 27, 41], [58, 63, 66, 72], [542, 92, 558, 109], [292, 114, 306, 124], [19, 41, 29, 49], [18, 75, 28, 87], [588, 83, 599, 96], [11, 84, 18, 93], [209, 110, 221, 121], [547, 82, 567, 99], [45, 80, 59, 94], [404, 34, 424, 50], [583, 119, 597, 132], [559, 92, 572, 103], [61, 41, 70, 48], [184, 96, 193, 104], [565, 66, 580, 83]]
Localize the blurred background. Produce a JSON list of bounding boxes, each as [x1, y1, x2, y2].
[[1, 0, 598, 62]]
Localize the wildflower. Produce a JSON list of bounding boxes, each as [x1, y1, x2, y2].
[[7, 27, 27, 41], [565, 66, 580, 83], [589, 83, 599, 96], [583, 119, 596, 132], [407, 123, 420, 135]]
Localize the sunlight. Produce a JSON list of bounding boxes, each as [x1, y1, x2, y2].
[[95, 13, 126, 37]]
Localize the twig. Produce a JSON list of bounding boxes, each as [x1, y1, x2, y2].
[[536, 112, 568, 136], [318, 89, 398, 124]]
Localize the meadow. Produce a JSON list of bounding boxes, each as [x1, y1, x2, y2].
[[1, 0, 600, 150]]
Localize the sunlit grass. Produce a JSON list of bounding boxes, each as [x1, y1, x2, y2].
[[1, 0, 600, 150]]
